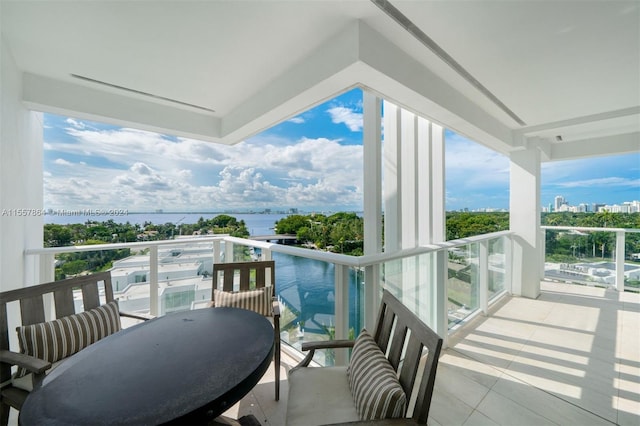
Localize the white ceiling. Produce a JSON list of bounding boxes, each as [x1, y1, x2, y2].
[[2, 0, 638, 160]]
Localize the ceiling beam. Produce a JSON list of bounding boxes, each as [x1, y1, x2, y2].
[[22, 73, 221, 141], [548, 132, 640, 161], [514, 106, 640, 139]]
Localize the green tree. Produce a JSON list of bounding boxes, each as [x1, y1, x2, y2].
[[44, 224, 73, 246], [60, 259, 88, 276], [275, 215, 310, 234]]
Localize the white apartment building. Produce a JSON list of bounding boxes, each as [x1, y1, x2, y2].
[[554, 195, 567, 212]]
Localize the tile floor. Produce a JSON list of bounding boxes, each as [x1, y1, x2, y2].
[[230, 282, 639, 426], [8, 282, 639, 425]]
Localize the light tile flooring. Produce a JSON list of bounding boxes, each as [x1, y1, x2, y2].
[[229, 282, 639, 426], [8, 282, 639, 425]]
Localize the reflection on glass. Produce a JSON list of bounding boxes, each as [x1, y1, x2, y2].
[[447, 243, 479, 330]]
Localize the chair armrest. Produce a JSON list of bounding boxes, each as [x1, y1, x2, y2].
[[292, 339, 355, 371], [0, 349, 51, 375], [271, 298, 280, 317], [301, 340, 355, 351], [119, 311, 154, 321]]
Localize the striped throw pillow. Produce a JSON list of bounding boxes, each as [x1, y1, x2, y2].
[[15, 301, 121, 378], [347, 330, 407, 420], [214, 287, 273, 316]]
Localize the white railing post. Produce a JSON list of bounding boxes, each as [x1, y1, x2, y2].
[[149, 246, 159, 316], [334, 263, 350, 365], [225, 240, 234, 262], [479, 240, 488, 315], [262, 248, 272, 261], [40, 253, 55, 284], [435, 249, 447, 347], [213, 239, 221, 263], [615, 231, 625, 292], [364, 264, 380, 331], [540, 228, 546, 278], [506, 235, 513, 295]]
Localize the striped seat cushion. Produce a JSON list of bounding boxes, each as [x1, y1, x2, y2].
[[15, 301, 121, 378], [347, 329, 407, 420], [214, 287, 273, 316]]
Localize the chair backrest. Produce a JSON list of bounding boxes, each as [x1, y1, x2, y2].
[[211, 260, 275, 294], [373, 290, 443, 424], [0, 272, 115, 383]]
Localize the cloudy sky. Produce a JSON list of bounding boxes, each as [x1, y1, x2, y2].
[[43, 88, 638, 212]]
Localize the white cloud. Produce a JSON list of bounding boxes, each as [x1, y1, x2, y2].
[[556, 177, 640, 188], [65, 118, 86, 129], [327, 106, 363, 132], [445, 136, 510, 188], [44, 125, 364, 211], [288, 117, 305, 124], [54, 158, 73, 166]]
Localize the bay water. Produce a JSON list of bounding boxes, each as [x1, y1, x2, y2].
[[45, 212, 288, 236], [46, 212, 362, 334]]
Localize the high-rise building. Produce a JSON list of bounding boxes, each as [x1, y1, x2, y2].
[[554, 196, 566, 212]]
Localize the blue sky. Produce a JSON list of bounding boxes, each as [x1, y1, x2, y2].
[[43, 88, 639, 212]]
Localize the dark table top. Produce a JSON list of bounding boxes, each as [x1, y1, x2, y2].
[[19, 307, 274, 426]]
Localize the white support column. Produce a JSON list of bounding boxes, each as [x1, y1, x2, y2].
[[417, 119, 432, 245], [400, 109, 417, 249], [510, 148, 541, 298], [382, 101, 404, 319], [1, 36, 44, 290], [363, 92, 382, 255], [383, 101, 402, 253], [615, 231, 625, 292], [363, 91, 382, 330], [382, 103, 447, 333], [416, 117, 431, 321], [149, 246, 159, 316], [400, 110, 418, 312], [431, 124, 446, 342], [431, 124, 446, 242]]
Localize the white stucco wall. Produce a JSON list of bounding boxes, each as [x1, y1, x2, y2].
[[1, 34, 44, 291]]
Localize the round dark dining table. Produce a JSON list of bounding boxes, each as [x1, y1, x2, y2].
[[19, 307, 274, 425]]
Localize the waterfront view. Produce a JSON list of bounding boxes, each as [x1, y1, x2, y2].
[[45, 210, 640, 364], [45, 212, 290, 235], [47, 212, 363, 361]]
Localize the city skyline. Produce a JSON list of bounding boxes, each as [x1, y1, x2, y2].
[[43, 88, 639, 213]]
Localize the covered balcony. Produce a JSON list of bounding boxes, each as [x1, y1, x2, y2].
[[239, 281, 639, 426], [1, 1, 638, 425]]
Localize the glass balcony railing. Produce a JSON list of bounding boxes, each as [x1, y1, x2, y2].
[[447, 243, 480, 329], [26, 226, 637, 366], [378, 234, 510, 334], [25, 231, 514, 364], [542, 226, 640, 293]]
